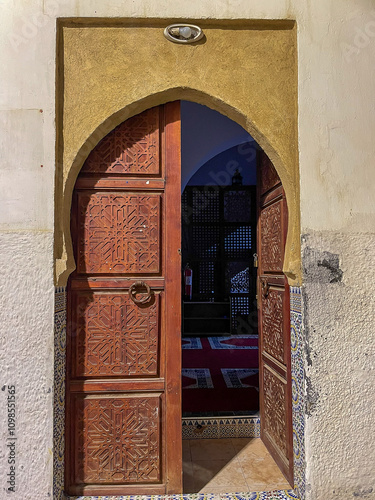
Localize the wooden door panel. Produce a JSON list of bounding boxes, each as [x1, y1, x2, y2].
[[259, 151, 280, 196], [73, 394, 162, 484], [257, 150, 293, 485], [262, 365, 288, 458], [81, 107, 161, 175], [71, 291, 160, 378], [261, 285, 286, 366], [66, 103, 181, 495], [76, 192, 161, 275], [260, 199, 285, 273]]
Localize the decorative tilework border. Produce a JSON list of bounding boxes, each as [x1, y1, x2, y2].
[[54, 287, 67, 500], [182, 416, 260, 440], [68, 492, 299, 500], [54, 286, 304, 500], [290, 287, 302, 314], [290, 287, 305, 500]]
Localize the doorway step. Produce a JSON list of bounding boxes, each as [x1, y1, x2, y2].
[[182, 415, 260, 440], [68, 490, 299, 499], [183, 438, 292, 494]]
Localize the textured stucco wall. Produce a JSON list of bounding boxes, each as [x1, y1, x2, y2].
[[302, 231, 375, 500], [0, 1, 375, 499], [0, 233, 54, 499], [296, 1, 375, 498]]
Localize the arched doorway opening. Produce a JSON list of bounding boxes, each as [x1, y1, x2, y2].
[[180, 102, 260, 422], [63, 101, 296, 496], [179, 102, 292, 492]]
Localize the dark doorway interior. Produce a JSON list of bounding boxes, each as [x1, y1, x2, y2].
[[181, 133, 260, 417], [182, 183, 257, 334]]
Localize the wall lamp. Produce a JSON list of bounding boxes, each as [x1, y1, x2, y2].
[[164, 24, 204, 44]]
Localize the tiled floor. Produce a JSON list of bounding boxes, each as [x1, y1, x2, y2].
[[183, 437, 291, 494]]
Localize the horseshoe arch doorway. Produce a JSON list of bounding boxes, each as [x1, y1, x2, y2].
[[64, 101, 293, 496]]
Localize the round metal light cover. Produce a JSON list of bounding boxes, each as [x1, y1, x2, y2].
[[164, 24, 204, 44]]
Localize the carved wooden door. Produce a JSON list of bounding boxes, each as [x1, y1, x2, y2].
[[66, 103, 182, 496], [257, 150, 293, 484]]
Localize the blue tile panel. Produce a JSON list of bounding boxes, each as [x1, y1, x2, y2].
[[68, 492, 299, 500], [290, 287, 305, 500], [182, 416, 261, 440], [54, 287, 66, 500]]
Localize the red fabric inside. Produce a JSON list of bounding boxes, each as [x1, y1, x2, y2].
[[182, 336, 259, 414]]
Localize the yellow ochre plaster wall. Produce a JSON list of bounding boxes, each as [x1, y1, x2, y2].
[[55, 19, 299, 286]]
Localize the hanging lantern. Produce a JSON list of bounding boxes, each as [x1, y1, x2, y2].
[[232, 168, 243, 186]]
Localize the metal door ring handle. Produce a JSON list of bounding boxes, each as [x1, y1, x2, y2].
[[129, 281, 152, 305]]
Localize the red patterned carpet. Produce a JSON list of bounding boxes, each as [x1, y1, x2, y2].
[[182, 335, 259, 415]]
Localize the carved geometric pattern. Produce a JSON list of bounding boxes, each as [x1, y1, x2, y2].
[[198, 261, 215, 296], [192, 226, 219, 258], [81, 108, 160, 175], [225, 262, 250, 294], [261, 201, 283, 272], [224, 226, 252, 259], [224, 190, 251, 222], [75, 396, 160, 484], [262, 288, 285, 364], [259, 151, 280, 195], [73, 293, 159, 377], [230, 295, 253, 334], [77, 193, 160, 274], [192, 188, 220, 223], [263, 366, 288, 458]]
